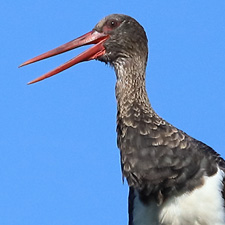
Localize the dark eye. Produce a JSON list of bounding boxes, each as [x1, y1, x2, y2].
[[107, 20, 119, 29], [110, 20, 116, 27]]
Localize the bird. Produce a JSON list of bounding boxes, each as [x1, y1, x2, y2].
[[20, 14, 225, 225]]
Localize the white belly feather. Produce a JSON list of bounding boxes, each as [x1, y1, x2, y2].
[[133, 169, 225, 225]]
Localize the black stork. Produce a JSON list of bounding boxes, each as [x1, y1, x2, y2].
[[20, 14, 225, 225]]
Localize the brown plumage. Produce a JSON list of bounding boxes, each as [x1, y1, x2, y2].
[[20, 14, 225, 225]]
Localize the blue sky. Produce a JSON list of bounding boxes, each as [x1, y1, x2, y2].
[[1, 1, 225, 224]]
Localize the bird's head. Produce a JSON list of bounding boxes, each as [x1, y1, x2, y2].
[[94, 14, 148, 66], [19, 14, 148, 84]]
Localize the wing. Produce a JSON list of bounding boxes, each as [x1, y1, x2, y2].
[[118, 108, 225, 204]]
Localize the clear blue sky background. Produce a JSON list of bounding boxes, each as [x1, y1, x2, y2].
[[1, 1, 225, 224]]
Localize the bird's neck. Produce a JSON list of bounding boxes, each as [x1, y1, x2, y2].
[[113, 57, 155, 119]]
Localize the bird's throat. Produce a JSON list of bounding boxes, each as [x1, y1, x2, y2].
[[114, 58, 152, 119]]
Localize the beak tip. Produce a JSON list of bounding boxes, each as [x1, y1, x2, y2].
[[27, 80, 35, 85], [19, 62, 27, 68]]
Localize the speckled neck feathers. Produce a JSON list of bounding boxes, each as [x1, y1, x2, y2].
[[114, 56, 153, 119]]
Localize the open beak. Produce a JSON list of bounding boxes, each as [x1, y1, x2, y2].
[[19, 30, 109, 84]]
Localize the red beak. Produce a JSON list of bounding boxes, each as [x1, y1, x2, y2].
[[19, 30, 109, 84]]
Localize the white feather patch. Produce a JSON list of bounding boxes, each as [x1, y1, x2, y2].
[[133, 169, 225, 225]]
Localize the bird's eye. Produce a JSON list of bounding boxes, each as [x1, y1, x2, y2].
[[106, 20, 119, 29], [110, 21, 116, 27]]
